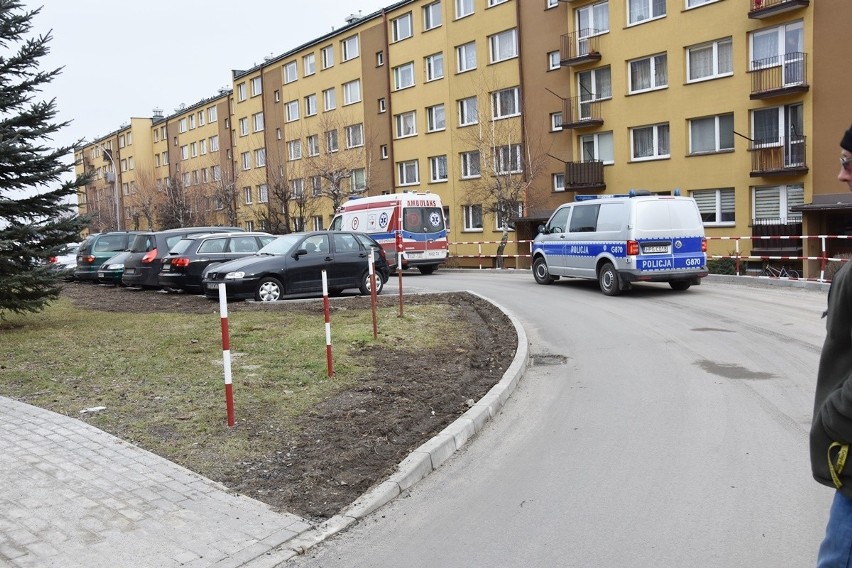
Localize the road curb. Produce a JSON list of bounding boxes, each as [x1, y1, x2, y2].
[[244, 293, 529, 566]]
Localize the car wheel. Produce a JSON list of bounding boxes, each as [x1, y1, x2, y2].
[[255, 277, 283, 302], [598, 262, 622, 296], [669, 280, 691, 291], [418, 265, 436, 275], [359, 271, 384, 295], [533, 257, 555, 285]]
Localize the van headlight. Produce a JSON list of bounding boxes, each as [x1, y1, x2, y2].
[[225, 271, 245, 279]]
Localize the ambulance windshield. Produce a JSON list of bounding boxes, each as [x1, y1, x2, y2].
[[403, 207, 445, 233]]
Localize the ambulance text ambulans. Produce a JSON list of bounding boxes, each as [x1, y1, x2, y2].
[[330, 192, 448, 274]]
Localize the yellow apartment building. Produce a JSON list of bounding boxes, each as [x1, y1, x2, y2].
[[74, 0, 851, 275]]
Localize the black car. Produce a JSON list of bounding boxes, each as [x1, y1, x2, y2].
[[122, 227, 243, 289], [202, 231, 390, 301], [158, 232, 275, 293]]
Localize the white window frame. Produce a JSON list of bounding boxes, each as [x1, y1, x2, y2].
[[463, 204, 483, 231], [689, 114, 734, 155], [307, 134, 320, 157], [460, 150, 481, 178], [627, 0, 666, 26], [326, 129, 339, 153], [424, 1, 442, 30], [392, 12, 413, 42], [255, 148, 266, 168], [283, 62, 297, 84], [395, 111, 417, 138], [343, 79, 362, 105], [459, 96, 478, 126], [489, 29, 518, 63], [429, 155, 449, 183], [210, 135, 219, 152], [427, 104, 446, 132], [553, 173, 566, 192], [690, 188, 735, 226], [548, 51, 560, 71], [179, 118, 187, 133], [351, 168, 366, 192], [579, 131, 615, 164], [241, 152, 252, 170], [628, 53, 668, 94], [286, 100, 299, 122], [686, 37, 733, 83], [457, 42, 477, 73], [342, 35, 360, 61], [426, 52, 445, 81], [630, 123, 670, 161], [258, 184, 269, 203], [323, 88, 337, 111], [393, 62, 416, 90], [321, 45, 334, 69], [752, 184, 803, 223], [251, 76, 262, 96], [491, 87, 521, 120], [303, 53, 316, 76], [244, 186, 253, 204], [345, 124, 364, 148], [207, 106, 217, 122], [551, 112, 563, 132], [238, 117, 249, 136], [455, 0, 474, 19], [305, 93, 317, 116], [687, 0, 718, 8], [253, 112, 264, 132], [495, 144, 523, 174], [287, 140, 302, 161], [397, 160, 420, 186]]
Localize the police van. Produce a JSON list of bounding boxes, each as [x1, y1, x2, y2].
[[531, 191, 708, 296]]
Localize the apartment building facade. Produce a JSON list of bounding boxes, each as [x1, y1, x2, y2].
[[75, 0, 850, 274]]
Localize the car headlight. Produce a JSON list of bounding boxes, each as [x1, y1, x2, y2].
[[105, 263, 124, 270], [225, 271, 245, 279]]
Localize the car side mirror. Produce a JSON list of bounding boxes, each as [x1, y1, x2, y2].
[[293, 248, 308, 259], [537, 224, 548, 235]]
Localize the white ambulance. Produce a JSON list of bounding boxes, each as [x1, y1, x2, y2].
[[330, 192, 448, 274]]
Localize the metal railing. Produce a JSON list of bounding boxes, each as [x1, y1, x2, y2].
[[561, 96, 603, 128], [565, 161, 605, 188], [560, 30, 602, 64], [750, 53, 808, 96], [749, 134, 807, 174]]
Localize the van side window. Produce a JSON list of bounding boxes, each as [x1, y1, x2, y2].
[[547, 207, 571, 234], [569, 204, 600, 233], [596, 203, 626, 232]]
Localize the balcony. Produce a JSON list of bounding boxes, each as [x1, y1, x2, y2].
[[750, 218, 803, 258], [566, 161, 605, 190], [560, 31, 602, 67], [749, 53, 808, 99], [561, 96, 604, 129], [748, 0, 809, 19], [749, 135, 808, 177]]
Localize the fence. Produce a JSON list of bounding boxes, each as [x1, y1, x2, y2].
[[447, 235, 852, 282]]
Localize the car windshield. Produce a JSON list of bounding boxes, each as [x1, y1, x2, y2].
[[257, 234, 303, 255]]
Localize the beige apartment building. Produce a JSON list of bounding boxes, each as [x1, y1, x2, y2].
[[75, 0, 851, 275]]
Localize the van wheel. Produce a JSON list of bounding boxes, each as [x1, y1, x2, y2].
[[418, 265, 436, 275], [598, 263, 622, 296], [533, 257, 555, 285], [669, 281, 691, 291], [256, 277, 283, 302], [359, 271, 384, 295]]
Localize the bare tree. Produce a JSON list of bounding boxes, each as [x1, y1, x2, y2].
[[256, 162, 293, 234], [209, 163, 240, 227], [123, 166, 161, 230], [156, 172, 192, 229]]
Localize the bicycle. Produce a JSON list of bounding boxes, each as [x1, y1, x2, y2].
[[760, 264, 800, 279]]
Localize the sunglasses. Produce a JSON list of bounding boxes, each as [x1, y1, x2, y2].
[[842, 155, 852, 172]]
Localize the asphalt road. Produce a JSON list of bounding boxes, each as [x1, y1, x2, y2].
[[289, 272, 832, 568]]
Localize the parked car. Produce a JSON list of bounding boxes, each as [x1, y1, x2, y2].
[[202, 231, 389, 301], [49, 242, 79, 280], [121, 227, 244, 289], [158, 232, 275, 293], [74, 232, 141, 282], [97, 251, 133, 285]]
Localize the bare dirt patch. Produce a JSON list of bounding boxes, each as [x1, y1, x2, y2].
[[59, 282, 517, 522]]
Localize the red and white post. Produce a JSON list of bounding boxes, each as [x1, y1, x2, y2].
[[322, 269, 334, 377], [218, 284, 235, 427], [369, 251, 378, 338]]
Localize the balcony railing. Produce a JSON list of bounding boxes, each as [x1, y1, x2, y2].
[[560, 31, 602, 66], [749, 135, 808, 176], [750, 218, 803, 257], [561, 96, 604, 129], [748, 0, 809, 19], [566, 161, 605, 190], [749, 53, 808, 99]]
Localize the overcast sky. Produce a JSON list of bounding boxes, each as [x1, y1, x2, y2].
[[25, 0, 392, 154]]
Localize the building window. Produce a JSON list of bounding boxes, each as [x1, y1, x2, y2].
[[630, 123, 670, 161], [241, 152, 252, 170], [395, 111, 417, 138], [689, 114, 734, 154], [345, 124, 364, 148], [292, 178, 305, 197], [313, 216, 325, 231], [550, 112, 563, 132], [287, 140, 302, 161], [463, 204, 483, 230], [376, 51, 384, 66], [393, 62, 415, 90], [426, 52, 444, 81], [208, 106, 217, 122], [381, 144, 389, 159], [284, 61, 298, 83], [749, 21, 803, 82], [548, 51, 560, 71], [553, 173, 566, 192], [210, 135, 219, 151], [687, 38, 733, 83], [237, 82, 247, 101], [251, 76, 262, 96], [628, 53, 668, 93], [326, 129, 339, 153], [691, 188, 735, 225], [577, 1, 609, 43], [397, 160, 420, 185], [180, 145, 189, 160], [343, 79, 361, 104], [259, 184, 269, 203], [546, 0, 559, 7], [244, 186, 253, 204], [253, 111, 264, 132], [255, 148, 266, 167], [303, 53, 316, 76], [311, 176, 322, 196], [286, 100, 299, 122], [427, 104, 446, 132], [628, 0, 666, 25], [321, 45, 334, 69], [495, 203, 522, 231], [200, 139, 207, 155], [488, 0, 509, 5], [460, 150, 481, 178], [305, 93, 317, 116], [489, 29, 518, 63], [341, 35, 360, 61], [392, 12, 413, 42], [378, 98, 387, 113], [457, 41, 477, 73], [429, 155, 448, 182], [190, 142, 198, 157], [753, 184, 803, 223], [179, 118, 187, 133], [456, 0, 474, 19], [238, 117, 249, 136], [424, 1, 442, 30], [687, 0, 718, 7], [306, 135, 320, 157], [496, 144, 523, 174], [351, 168, 366, 192], [580, 131, 614, 164], [458, 96, 478, 126], [323, 88, 336, 111], [578, 66, 612, 103], [491, 87, 520, 119]]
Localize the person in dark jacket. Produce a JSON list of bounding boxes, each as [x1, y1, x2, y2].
[[812, 125, 852, 566]]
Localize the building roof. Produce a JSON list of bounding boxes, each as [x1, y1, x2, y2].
[[792, 193, 852, 212]]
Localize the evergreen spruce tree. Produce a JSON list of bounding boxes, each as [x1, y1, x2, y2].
[[0, 1, 88, 317]]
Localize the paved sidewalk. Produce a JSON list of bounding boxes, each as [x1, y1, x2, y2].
[[0, 397, 311, 568]]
